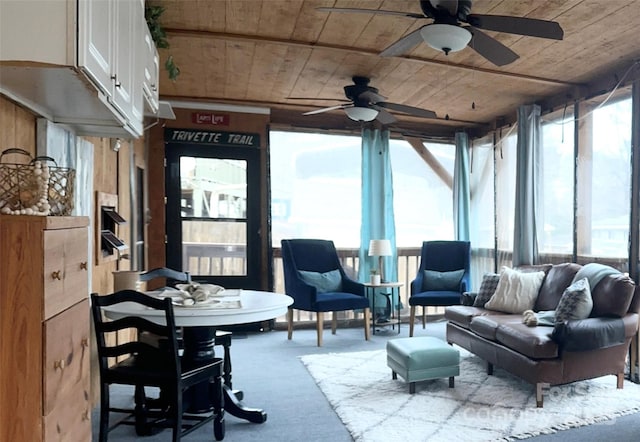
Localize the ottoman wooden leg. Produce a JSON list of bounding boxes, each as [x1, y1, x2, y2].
[[409, 382, 415, 394], [392, 371, 397, 380], [449, 376, 455, 388]]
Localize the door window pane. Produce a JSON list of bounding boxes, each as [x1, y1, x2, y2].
[[180, 157, 247, 275]]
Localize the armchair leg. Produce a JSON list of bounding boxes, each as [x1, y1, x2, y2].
[[316, 312, 324, 347], [287, 308, 294, 340], [331, 312, 337, 335], [409, 306, 416, 337], [363, 308, 371, 341], [422, 307, 426, 329]]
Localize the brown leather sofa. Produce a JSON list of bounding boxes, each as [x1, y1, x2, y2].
[[445, 263, 640, 407]]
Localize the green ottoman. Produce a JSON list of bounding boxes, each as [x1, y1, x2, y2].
[[386, 336, 460, 394]]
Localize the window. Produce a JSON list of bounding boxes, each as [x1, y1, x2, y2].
[[270, 131, 362, 248], [390, 139, 455, 246], [495, 128, 518, 268], [587, 94, 632, 258], [540, 108, 575, 255]]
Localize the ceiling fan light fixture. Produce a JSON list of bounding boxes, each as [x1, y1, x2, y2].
[[420, 24, 472, 54], [344, 106, 379, 122]]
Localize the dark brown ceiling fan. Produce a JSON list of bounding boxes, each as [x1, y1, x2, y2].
[[297, 76, 437, 125], [318, 0, 564, 66]]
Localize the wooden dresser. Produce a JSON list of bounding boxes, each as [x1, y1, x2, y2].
[[0, 215, 91, 441]]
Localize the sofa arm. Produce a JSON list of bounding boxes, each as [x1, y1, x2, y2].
[[461, 291, 478, 306], [551, 317, 625, 351]]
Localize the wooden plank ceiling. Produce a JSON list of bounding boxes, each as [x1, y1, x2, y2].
[[153, 0, 640, 138]]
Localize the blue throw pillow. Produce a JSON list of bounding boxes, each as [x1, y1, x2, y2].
[[299, 269, 343, 293], [422, 269, 465, 292]]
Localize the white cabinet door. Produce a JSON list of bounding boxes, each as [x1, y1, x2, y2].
[[143, 25, 160, 114], [78, 0, 114, 96], [111, 0, 135, 121]]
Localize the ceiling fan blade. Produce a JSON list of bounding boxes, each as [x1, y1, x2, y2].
[[289, 96, 349, 102], [430, 0, 458, 16], [317, 7, 424, 19], [467, 27, 519, 66], [376, 102, 437, 119], [467, 14, 564, 40], [380, 26, 427, 57], [360, 90, 386, 103], [303, 104, 348, 116], [373, 108, 397, 125]]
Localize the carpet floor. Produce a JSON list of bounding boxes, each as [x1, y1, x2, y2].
[[93, 320, 640, 441]]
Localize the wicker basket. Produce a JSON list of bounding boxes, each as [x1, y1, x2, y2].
[[0, 148, 75, 216]]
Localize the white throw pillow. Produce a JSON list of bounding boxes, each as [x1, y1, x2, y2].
[[484, 267, 545, 314]]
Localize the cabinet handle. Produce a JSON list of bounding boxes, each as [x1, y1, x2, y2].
[[114, 81, 121, 88], [51, 270, 61, 280], [80, 262, 88, 271], [54, 359, 66, 370]]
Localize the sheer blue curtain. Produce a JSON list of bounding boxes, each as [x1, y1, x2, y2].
[[359, 128, 398, 312], [454, 132, 471, 241], [513, 104, 542, 266]]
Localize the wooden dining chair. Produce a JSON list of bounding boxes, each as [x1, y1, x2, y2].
[[138, 267, 235, 389], [91, 290, 225, 441]]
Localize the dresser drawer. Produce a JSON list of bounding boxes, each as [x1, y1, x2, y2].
[[43, 300, 91, 441], [43, 227, 89, 319]]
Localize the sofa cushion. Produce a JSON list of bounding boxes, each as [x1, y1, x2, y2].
[[555, 277, 593, 322], [494, 321, 559, 359], [590, 273, 635, 317], [422, 269, 465, 291], [298, 269, 342, 293], [444, 305, 506, 329], [534, 263, 582, 311], [473, 273, 500, 307], [485, 267, 545, 314]]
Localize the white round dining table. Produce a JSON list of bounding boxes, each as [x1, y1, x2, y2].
[[102, 289, 293, 327]]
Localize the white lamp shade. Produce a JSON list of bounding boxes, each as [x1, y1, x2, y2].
[[420, 24, 472, 54], [368, 239, 392, 257], [344, 106, 379, 122]]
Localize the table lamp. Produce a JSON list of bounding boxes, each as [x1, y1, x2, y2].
[[368, 239, 392, 282]]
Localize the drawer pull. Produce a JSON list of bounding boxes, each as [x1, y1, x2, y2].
[[51, 270, 61, 280], [82, 410, 90, 421], [80, 262, 88, 270], [54, 359, 66, 370], [81, 338, 89, 348]]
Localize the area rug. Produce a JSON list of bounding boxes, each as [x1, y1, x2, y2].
[[300, 348, 640, 441]]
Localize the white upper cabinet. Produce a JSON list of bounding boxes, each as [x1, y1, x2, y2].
[[0, 0, 154, 138], [142, 24, 160, 115]]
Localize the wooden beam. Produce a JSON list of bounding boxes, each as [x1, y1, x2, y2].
[[404, 136, 453, 190], [164, 28, 582, 88]]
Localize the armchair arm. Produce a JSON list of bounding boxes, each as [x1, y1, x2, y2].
[[410, 273, 423, 295], [286, 274, 318, 309], [341, 277, 365, 296], [551, 317, 626, 351]]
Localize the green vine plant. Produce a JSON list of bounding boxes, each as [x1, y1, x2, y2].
[[145, 4, 180, 82]]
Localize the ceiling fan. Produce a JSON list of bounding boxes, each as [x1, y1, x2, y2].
[[318, 0, 564, 66], [299, 76, 437, 124]]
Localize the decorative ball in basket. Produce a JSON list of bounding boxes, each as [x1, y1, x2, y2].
[[0, 148, 75, 216]]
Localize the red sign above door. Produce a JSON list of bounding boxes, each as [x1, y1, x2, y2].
[[191, 112, 230, 126]]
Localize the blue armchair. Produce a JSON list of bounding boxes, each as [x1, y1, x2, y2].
[[409, 240, 471, 336], [281, 239, 371, 346]]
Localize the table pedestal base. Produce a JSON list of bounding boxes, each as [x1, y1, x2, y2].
[[183, 326, 267, 423]]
